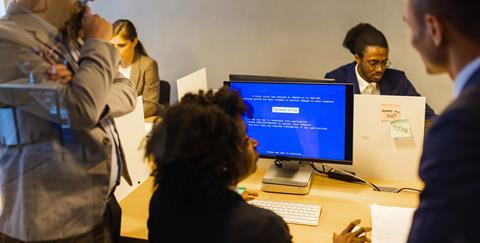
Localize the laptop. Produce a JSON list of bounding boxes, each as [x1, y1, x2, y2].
[[176, 68, 208, 101], [337, 94, 426, 181]]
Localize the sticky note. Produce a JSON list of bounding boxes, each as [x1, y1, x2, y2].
[[390, 119, 412, 138], [381, 104, 402, 122]]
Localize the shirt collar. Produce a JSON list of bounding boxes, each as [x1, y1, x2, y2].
[[355, 64, 376, 92], [454, 56, 480, 97]]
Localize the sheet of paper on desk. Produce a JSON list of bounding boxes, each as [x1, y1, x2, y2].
[[371, 204, 416, 243]]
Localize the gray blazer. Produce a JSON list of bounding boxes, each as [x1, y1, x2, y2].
[[130, 53, 162, 117], [0, 3, 136, 241]]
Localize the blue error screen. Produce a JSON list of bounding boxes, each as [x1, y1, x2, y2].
[[229, 82, 347, 161]]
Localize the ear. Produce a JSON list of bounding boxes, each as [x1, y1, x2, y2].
[[132, 38, 139, 47], [425, 14, 444, 47], [354, 54, 361, 65]]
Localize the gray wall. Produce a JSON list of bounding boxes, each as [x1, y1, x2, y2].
[[93, 0, 453, 111]]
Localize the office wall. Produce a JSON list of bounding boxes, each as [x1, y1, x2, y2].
[[0, 0, 5, 16], [93, 0, 453, 112]]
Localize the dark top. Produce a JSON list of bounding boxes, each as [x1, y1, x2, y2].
[[325, 62, 437, 120], [148, 189, 292, 243], [407, 67, 480, 243]]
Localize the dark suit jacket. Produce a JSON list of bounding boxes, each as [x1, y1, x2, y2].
[[325, 62, 437, 120], [130, 53, 162, 117], [407, 67, 480, 243], [148, 189, 292, 243]]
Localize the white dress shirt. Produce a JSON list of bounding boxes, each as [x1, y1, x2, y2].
[[454, 56, 480, 97], [356, 64, 379, 95]]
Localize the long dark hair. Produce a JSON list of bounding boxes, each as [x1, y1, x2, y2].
[[112, 19, 149, 56], [145, 88, 252, 205], [343, 23, 389, 57]]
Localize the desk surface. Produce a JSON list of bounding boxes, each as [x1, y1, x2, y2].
[[120, 159, 421, 243]]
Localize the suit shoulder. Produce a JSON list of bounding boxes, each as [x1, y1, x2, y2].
[[325, 62, 354, 78], [384, 68, 407, 78], [138, 54, 158, 67]]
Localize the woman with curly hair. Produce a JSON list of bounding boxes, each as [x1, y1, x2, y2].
[[145, 87, 371, 243]]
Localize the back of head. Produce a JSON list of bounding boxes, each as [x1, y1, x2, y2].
[[343, 23, 389, 57], [411, 0, 480, 42], [145, 88, 251, 206], [112, 19, 148, 56]]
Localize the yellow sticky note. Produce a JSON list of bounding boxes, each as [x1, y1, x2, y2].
[[390, 119, 412, 138], [380, 104, 402, 122]]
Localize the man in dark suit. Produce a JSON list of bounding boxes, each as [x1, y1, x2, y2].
[[404, 0, 480, 242], [325, 23, 437, 120]]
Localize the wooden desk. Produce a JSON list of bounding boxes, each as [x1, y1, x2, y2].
[[120, 159, 421, 243]]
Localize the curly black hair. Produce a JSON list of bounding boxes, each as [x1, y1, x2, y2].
[[145, 87, 252, 205], [342, 23, 389, 57]]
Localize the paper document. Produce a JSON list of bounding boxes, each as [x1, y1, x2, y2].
[[380, 104, 402, 122], [371, 204, 416, 243]]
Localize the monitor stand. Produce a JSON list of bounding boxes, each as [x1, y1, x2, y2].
[[261, 160, 313, 195]]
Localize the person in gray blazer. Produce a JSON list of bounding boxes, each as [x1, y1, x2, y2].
[[112, 19, 163, 117], [0, 1, 135, 242]]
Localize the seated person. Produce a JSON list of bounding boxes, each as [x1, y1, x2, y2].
[[145, 87, 371, 243], [325, 23, 437, 121], [112, 19, 163, 117]]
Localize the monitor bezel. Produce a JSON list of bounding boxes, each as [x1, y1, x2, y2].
[[224, 80, 354, 165]]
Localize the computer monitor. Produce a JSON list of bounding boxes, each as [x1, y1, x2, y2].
[[225, 80, 354, 194], [229, 74, 334, 83]]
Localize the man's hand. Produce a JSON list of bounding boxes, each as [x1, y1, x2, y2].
[[333, 219, 372, 243], [82, 11, 113, 42], [48, 64, 72, 84]]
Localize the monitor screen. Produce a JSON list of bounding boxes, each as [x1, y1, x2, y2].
[[229, 74, 334, 83], [227, 81, 353, 165]]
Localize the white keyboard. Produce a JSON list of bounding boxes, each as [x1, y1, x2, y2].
[[249, 199, 321, 226]]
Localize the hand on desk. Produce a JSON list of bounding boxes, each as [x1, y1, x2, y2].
[[333, 219, 371, 243], [238, 187, 258, 201]]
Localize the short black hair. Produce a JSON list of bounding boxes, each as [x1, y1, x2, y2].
[[145, 87, 252, 205], [343, 23, 389, 57], [411, 0, 480, 42]]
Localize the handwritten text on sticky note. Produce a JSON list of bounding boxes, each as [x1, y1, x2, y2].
[[390, 119, 412, 138], [381, 104, 402, 122]]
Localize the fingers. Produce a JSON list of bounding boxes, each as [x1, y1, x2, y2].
[[246, 190, 259, 197], [48, 64, 73, 84], [240, 189, 259, 201], [352, 226, 372, 237], [341, 219, 361, 234], [82, 14, 113, 41], [82, 5, 92, 17]]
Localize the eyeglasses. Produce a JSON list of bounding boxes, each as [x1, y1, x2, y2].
[[367, 60, 392, 69]]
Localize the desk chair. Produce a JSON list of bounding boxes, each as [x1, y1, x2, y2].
[[159, 80, 170, 105]]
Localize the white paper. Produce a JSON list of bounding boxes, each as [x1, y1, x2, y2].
[[371, 204, 416, 243]]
